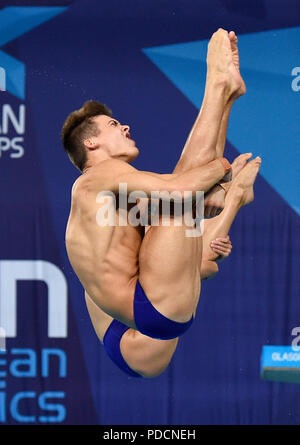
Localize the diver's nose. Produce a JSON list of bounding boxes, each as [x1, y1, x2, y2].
[[122, 125, 130, 138]]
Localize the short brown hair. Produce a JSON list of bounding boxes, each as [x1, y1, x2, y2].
[[61, 100, 112, 171]]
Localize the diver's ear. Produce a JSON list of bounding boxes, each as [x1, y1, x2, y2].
[[83, 138, 99, 151]]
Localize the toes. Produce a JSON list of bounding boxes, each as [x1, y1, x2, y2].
[[233, 153, 252, 165], [253, 156, 262, 165], [248, 157, 262, 172], [240, 153, 253, 163]]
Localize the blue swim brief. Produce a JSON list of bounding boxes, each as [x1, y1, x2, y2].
[[134, 279, 194, 340], [103, 319, 142, 378]]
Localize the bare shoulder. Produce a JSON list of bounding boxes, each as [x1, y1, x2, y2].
[[92, 159, 137, 183], [73, 159, 137, 199], [69, 174, 89, 205]]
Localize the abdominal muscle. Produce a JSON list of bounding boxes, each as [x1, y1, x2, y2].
[[66, 201, 144, 326]]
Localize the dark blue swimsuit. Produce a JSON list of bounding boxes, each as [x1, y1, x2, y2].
[[103, 280, 194, 377]]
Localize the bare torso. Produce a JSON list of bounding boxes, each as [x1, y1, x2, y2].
[[66, 169, 145, 326], [66, 160, 202, 328]]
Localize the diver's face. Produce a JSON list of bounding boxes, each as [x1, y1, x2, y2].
[[93, 115, 139, 161]]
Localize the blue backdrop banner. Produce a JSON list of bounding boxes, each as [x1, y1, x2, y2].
[[0, 0, 299, 425]]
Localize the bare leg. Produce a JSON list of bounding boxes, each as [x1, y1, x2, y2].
[[136, 33, 246, 326], [137, 154, 260, 327], [85, 291, 178, 378], [139, 216, 201, 323], [202, 157, 261, 264], [173, 29, 242, 173], [137, 159, 261, 327], [202, 31, 248, 215], [121, 327, 178, 378], [216, 31, 246, 159], [203, 152, 252, 217], [173, 31, 247, 220], [215, 99, 234, 159]]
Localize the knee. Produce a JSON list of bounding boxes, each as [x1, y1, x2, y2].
[[195, 151, 216, 166], [177, 151, 216, 172], [200, 259, 219, 280], [201, 260, 219, 280]]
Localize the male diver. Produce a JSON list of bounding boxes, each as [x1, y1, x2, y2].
[[61, 29, 261, 377]]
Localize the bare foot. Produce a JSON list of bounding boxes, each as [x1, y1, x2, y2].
[[204, 184, 225, 218], [231, 152, 253, 179], [227, 157, 262, 206], [204, 153, 252, 215], [206, 28, 242, 98], [228, 31, 246, 100], [217, 152, 253, 195]]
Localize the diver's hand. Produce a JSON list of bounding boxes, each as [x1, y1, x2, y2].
[[210, 235, 232, 261]]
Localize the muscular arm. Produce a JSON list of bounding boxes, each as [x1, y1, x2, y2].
[[92, 158, 230, 198]]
